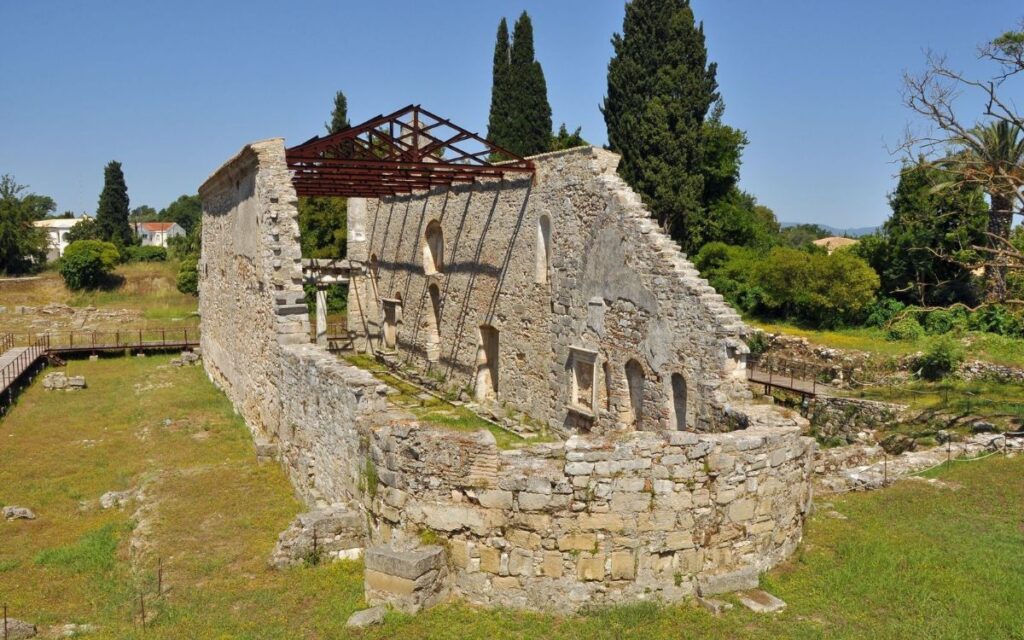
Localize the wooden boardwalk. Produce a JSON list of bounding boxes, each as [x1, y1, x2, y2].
[[0, 328, 200, 411], [0, 345, 47, 401], [746, 357, 827, 397]]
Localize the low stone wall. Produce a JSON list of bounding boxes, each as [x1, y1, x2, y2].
[[807, 396, 906, 444], [366, 406, 813, 610]]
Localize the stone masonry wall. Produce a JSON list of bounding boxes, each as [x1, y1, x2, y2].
[[199, 138, 815, 612], [367, 405, 812, 610], [349, 147, 751, 435]]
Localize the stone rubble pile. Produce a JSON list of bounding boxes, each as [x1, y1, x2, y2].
[[3, 505, 37, 520], [42, 372, 86, 390], [170, 350, 202, 367], [816, 433, 1023, 493]]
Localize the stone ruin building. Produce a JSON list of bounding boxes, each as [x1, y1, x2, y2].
[[197, 106, 814, 612]]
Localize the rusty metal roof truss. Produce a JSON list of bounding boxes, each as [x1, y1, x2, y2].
[[286, 104, 535, 198]]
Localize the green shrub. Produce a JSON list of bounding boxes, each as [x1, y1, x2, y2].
[[746, 331, 770, 359], [59, 240, 119, 290], [176, 254, 198, 295], [885, 316, 925, 341], [923, 308, 969, 335], [914, 337, 964, 380], [864, 298, 906, 328], [968, 304, 1024, 337], [124, 245, 167, 262]]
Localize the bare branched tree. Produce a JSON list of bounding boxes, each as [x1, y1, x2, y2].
[[899, 22, 1024, 303]]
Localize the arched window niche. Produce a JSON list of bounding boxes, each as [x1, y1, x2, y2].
[[423, 220, 444, 275]]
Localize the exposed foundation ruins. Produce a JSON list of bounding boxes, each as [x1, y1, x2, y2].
[[197, 108, 815, 611]]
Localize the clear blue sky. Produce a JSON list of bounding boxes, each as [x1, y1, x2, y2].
[[1, 1, 1021, 229]]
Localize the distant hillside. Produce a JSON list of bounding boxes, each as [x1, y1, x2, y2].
[[780, 222, 879, 238]]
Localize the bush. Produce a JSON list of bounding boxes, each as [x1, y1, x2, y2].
[[176, 255, 198, 295], [923, 308, 969, 335], [968, 304, 1024, 337], [864, 298, 906, 328], [914, 337, 964, 380], [886, 316, 925, 341], [124, 245, 167, 262], [59, 240, 119, 290], [755, 247, 879, 328]]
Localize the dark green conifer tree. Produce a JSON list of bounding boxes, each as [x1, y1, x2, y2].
[[602, 0, 718, 245], [95, 161, 133, 247], [326, 90, 350, 134], [487, 12, 552, 157], [487, 18, 512, 150]]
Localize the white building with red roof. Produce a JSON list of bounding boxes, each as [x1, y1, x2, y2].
[[133, 221, 185, 247]]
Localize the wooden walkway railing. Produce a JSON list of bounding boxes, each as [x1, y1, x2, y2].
[[0, 327, 201, 414], [12, 327, 200, 354], [747, 355, 827, 397]]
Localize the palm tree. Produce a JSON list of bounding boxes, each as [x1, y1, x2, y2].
[[940, 121, 1024, 301]]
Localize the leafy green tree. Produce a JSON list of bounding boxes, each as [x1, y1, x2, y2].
[[756, 247, 879, 327], [777, 223, 830, 248], [65, 218, 104, 243], [694, 188, 778, 249], [487, 12, 552, 157], [855, 162, 988, 306], [59, 240, 119, 289], [158, 194, 202, 234], [21, 194, 56, 220], [95, 161, 133, 247], [129, 205, 157, 221], [0, 175, 50, 274], [549, 124, 587, 151], [602, 0, 717, 246], [326, 90, 350, 134]]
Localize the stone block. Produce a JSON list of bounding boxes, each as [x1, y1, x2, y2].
[[557, 532, 596, 551], [478, 489, 513, 509], [449, 539, 470, 569], [346, 606, 386, 628], [541, 551, 563, 578], [576, 553, 606, 581], [364, 545, 443, 580], [517, 492, 551, 511], [728, 499, 757, 522], [579, 512, 625, 532], [610, 551, 635, 580], [492, 576, 521, 590], [365, 569, 417, 596], [506, 528, 542, 550], [737, 590, 787, 613], [696, 567, 759, 596], [479, 546, 501, 574]]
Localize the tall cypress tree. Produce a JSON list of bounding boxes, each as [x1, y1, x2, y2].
[[95, 160, 133, 247], [486, 18, 512, 149], [487, 12, 552, 157], [326, 90, 350, 134], [602, 0, 718, 245]]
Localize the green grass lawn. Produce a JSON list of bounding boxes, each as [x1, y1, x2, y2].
[[1, 356, 1022, 639], [0, 262, 198, 332], [749, 319, 1024, 370]]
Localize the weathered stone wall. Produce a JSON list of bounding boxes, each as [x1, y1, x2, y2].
[[198, 140, 389, 502], [807, 396, 907, 444], [366, 405, 812, 610], [349, 147, 751, 435], [198, 138, 815, 612]]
